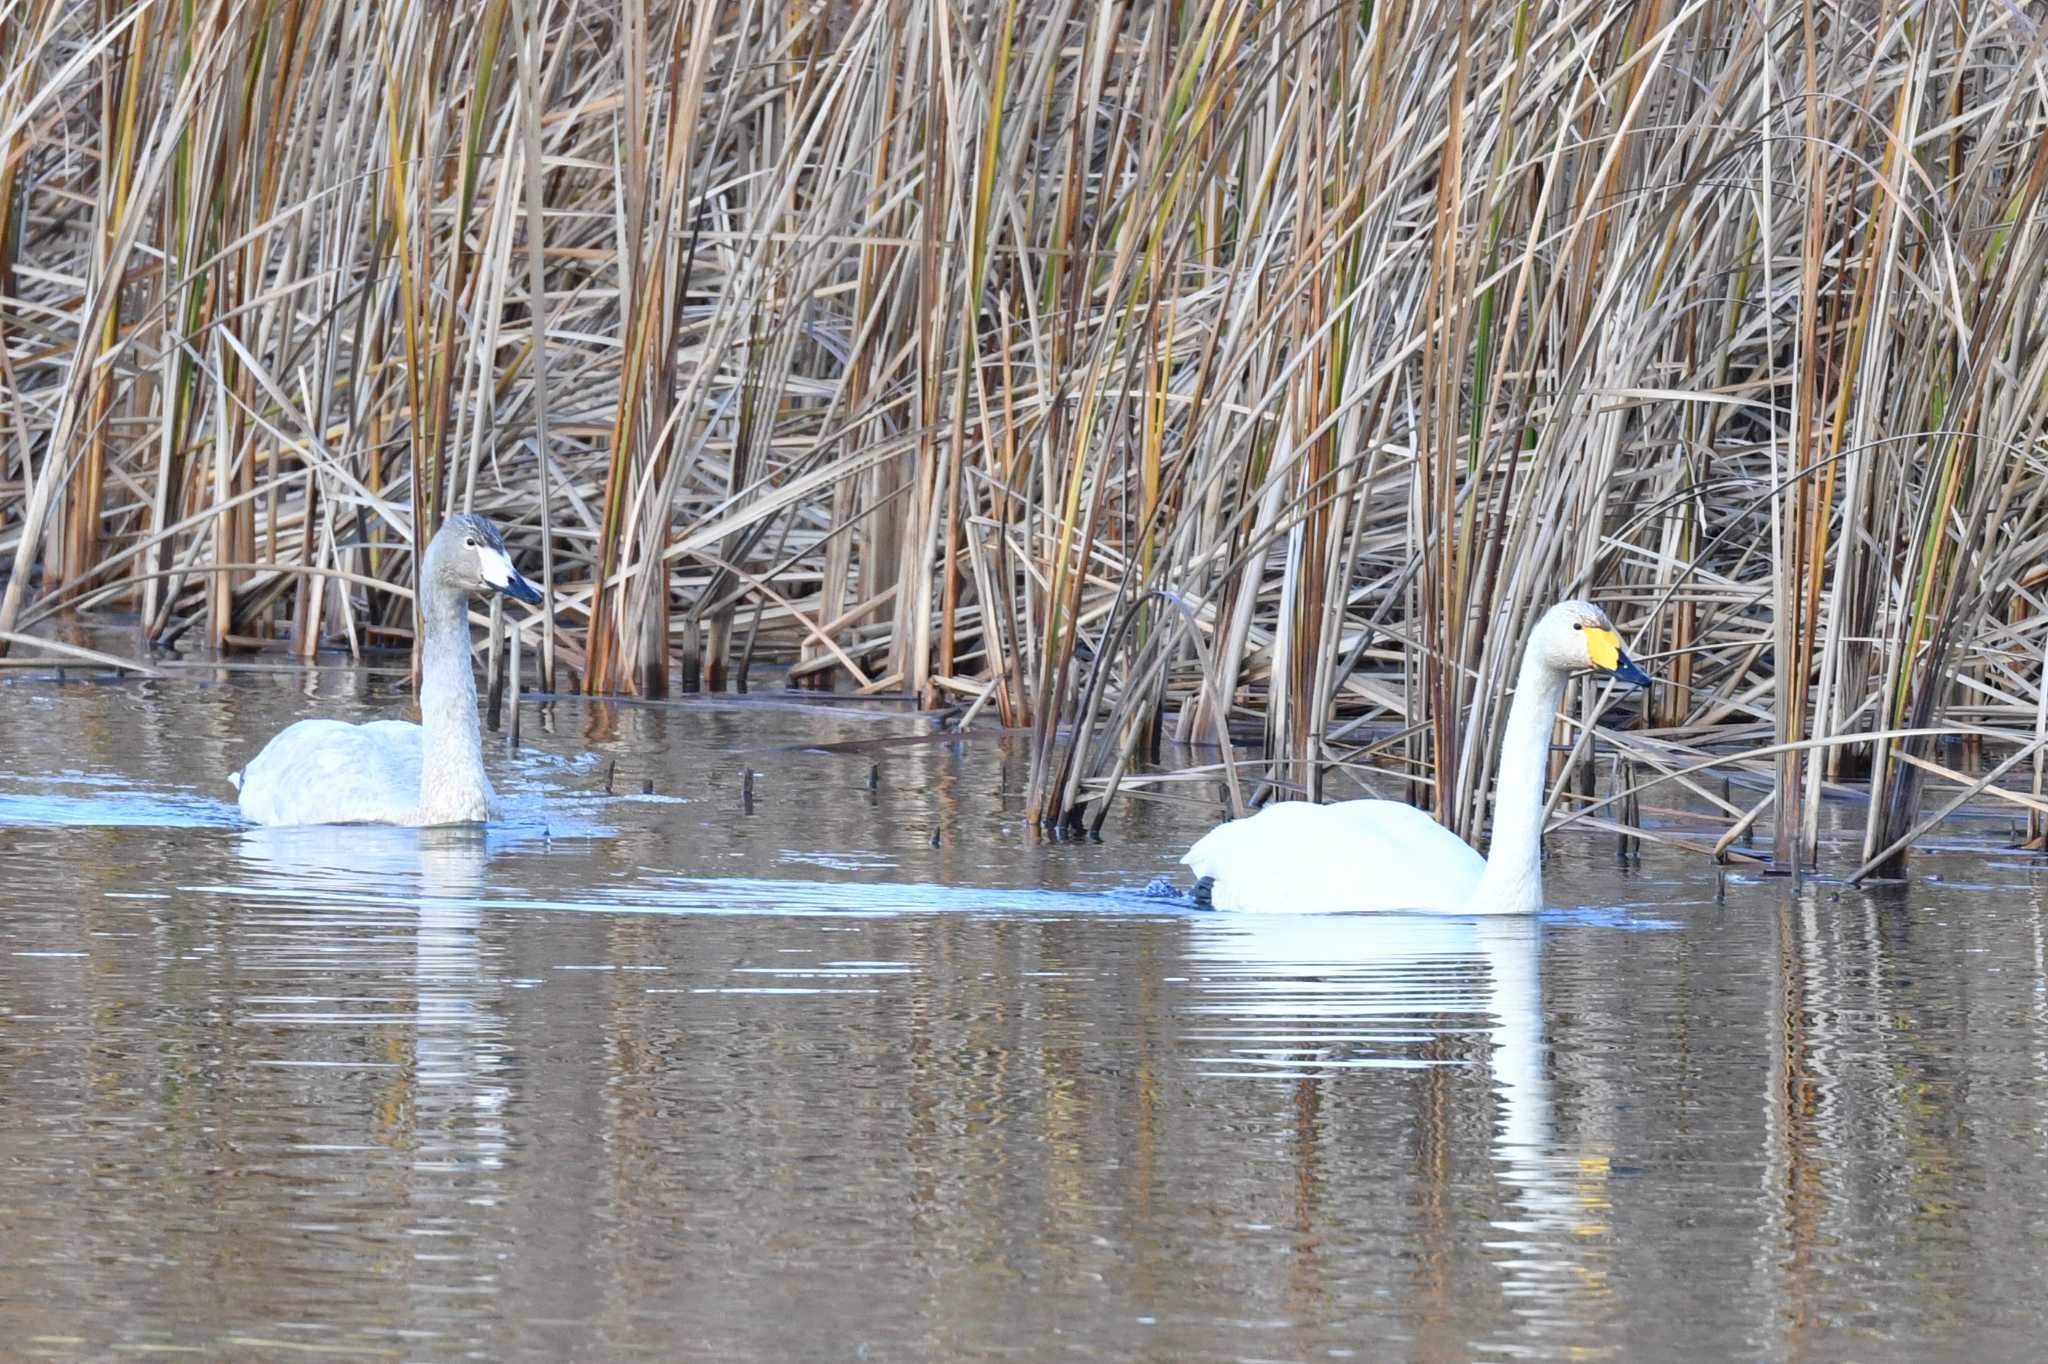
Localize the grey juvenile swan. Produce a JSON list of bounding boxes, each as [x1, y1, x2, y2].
[[231, 514, 543, 826]]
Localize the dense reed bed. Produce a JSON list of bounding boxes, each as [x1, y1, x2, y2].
[[4, 0, 2047, 875]]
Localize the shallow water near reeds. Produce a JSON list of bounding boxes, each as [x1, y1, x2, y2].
[[4, 671, 2048, 1362]]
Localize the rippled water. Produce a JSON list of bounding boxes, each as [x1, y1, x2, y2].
[[4, 669, 2048, 1361]]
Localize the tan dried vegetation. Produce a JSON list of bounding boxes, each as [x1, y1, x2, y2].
[[3, 0, 2047, 877]]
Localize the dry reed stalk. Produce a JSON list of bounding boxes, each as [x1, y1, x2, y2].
[[4, 0, 2048, 872]]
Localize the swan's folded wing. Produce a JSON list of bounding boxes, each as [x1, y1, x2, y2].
[[235, 719, 424, 826], [1182, 799, 1485, 913]]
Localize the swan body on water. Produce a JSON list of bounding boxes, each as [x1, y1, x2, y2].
[[232, 514, 542, 827], [1181, 600, 1651, 915]]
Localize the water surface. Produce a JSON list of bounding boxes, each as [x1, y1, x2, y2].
[[3, 670, 2047, 1361]]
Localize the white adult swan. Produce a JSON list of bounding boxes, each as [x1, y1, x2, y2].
[[1181, 600, 1651, 914], [231, 514, 543, 826]]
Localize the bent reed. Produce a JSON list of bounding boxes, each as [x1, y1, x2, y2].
[[4, 0, 2047, 878]]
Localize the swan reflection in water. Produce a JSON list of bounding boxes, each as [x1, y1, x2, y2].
[[229, 819, 544, 899], [406, 830, 514, 1146], [233, 823, 513, 1169], [1183, 912, 1603, 1341]]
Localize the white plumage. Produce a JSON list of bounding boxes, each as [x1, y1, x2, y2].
[[1182, 799, 1485, 913], [231, 719, 425, 826], [232, 514, 542, 828], [1178, 599, 1651, 915]]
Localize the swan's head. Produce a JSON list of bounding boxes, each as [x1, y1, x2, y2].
[[1533, 600, 1652, 685], [427, 514, 544, 605]]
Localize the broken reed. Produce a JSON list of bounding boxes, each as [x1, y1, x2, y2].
[[4, 0, 2047, 877]]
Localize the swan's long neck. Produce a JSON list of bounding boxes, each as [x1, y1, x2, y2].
[[415, 586, 494, 824], [1469, 646, 1570, 915]]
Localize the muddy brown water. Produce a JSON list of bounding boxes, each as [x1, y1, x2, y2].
[[3, 669, 2047, 1362]]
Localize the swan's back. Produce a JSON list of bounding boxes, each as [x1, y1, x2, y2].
[[234, 719, 424, 826], [1181, 799, 1485, 913]]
